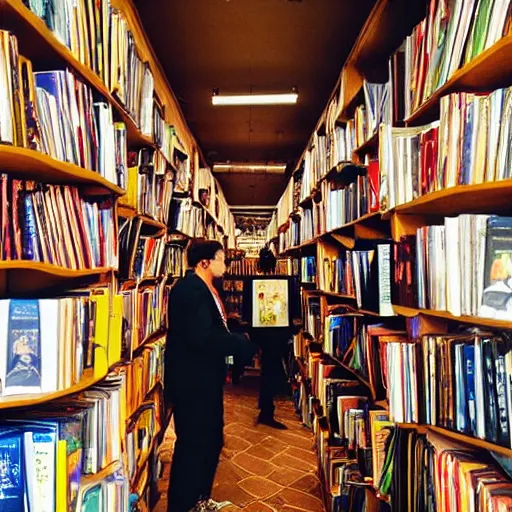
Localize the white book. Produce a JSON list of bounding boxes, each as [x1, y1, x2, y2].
[[445, 217, 461, 316]]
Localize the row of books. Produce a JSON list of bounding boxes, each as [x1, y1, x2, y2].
[[169, 197, 206, 238], [380, 86, 512, 211], [0, 294, 107, 397], [299, 81, 387, 207], [0, 373, 127, 511], [227, 258, 259, 275], [132, 238, 180, 281], [402, 0, 512, 120], [119, 280, 170, 361], [317, 244, 355, 297], [0, 177, 118, 269], [377, 428, 512, 510], [300, 342, 512, 512], [301, 256, 316, 283], [134, 148, 174, 224], [320, 162, 378, 232], [23, 0, 155, 135], [394, 214, 512, 321], [125, 338, 165, 422], [1, 32, 127, 187]]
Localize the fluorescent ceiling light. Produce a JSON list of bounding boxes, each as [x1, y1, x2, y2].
[[212, 93, 298, 106], [213, 163, 287, 173]]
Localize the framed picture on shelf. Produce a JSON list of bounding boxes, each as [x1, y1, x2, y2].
[[252, 278, 290, 328]]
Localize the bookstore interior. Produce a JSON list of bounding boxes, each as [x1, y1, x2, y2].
[[3, 0, 512, 510]]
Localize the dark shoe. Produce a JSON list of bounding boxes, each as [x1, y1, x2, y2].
[[256, 414, 288, 430]]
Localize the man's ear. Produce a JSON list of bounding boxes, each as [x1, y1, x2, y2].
[[200, 260, 210, 269]]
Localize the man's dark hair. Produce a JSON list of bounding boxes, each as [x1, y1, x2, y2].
[[187, 240, 223, 268]]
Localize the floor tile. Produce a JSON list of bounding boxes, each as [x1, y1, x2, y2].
[[153, 376, 325, 511]]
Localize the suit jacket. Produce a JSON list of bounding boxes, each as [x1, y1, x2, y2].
[[165, 271, 255, 406]]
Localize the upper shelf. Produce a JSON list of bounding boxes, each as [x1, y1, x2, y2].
[[0, 262, 113, 296], [340, 0, 427, 119], [117, 204, 167, 237], [407, 35, 512, 126], [0, 0, 154, 150], [0, 145, 125, 196]]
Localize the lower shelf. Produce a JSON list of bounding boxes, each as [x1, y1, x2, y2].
[[397, 422, 512, 458], [392, 304, 512, 330]]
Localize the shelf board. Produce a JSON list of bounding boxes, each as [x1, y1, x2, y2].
[[133, 328, 167, 356], [353, 132, 379, 155], [388, 178, 512, 218], [392, 304, 512, 330], [81, 461, 123, 486], [407, 35, 512, 126], [398, 423, 512, 458], [0, 262, 113, 296], [0, 145, 125, 196], [280, 211, 385, 257], [320, 291, 357, 300], [0, 368, 102, 410], [0, 0, 153, 149], [127, 380, 163, 423], [118, 205, 168, 237], [325, 353, 375, 399]]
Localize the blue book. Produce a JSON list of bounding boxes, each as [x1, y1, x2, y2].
[[455, 344, 468, 433], [460, 97, 474, 185], [464, 344, 477, 435], [0, 430, 23, 512], [4, 299, 41, 393], [21, 192, 40, 262]]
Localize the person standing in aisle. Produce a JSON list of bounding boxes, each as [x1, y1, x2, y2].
[[252, 246, 301, 430], [164, 240, 256, 512]]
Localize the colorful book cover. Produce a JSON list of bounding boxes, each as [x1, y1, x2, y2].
[[0, 430, 23, 512]]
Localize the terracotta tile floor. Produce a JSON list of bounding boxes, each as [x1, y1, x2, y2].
[[154, 376, 326, 512]]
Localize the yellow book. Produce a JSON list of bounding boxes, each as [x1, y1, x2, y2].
[[108, 293, 123, 367], [91, 288, 110, 379], [56, 440, 68, 512]]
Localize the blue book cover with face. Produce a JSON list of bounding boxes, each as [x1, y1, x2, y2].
[[5, 299, 41, 391]]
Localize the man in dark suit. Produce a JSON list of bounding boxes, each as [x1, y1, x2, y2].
[[165, 240, 256, 512]]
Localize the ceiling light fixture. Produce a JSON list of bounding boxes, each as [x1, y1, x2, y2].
[[212, 88, 298, 106], [213, 163, 287, 173]]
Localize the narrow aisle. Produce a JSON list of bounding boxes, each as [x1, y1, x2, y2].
[[154, 376, 326, 512]]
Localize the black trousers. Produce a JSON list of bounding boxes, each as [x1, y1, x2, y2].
[[257, 335, 289, 419], [167, 394, 224, 512]]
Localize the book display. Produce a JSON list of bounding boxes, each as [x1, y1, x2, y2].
[[0, 0, 235, 509], [273, 0, 512, 510]]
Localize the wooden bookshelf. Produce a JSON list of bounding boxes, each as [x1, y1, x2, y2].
[[320, 291, 357, 301], [392, 304, 512, 331], [0, 0, 154, 149], [326, 354, 376, 400], [118, 204, 168, 236], [0, 145, 125, 196], [407, 35, 512, 126], [389, 177, 512, 218], [353, 132, 379, 156], [0, 262, 113, 295], [133, 328, 167, 357], [340, 0, 427, 118], [0, 368, 100, 410], [398, 423, 512, 459], [280, 211, 387, 257]]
